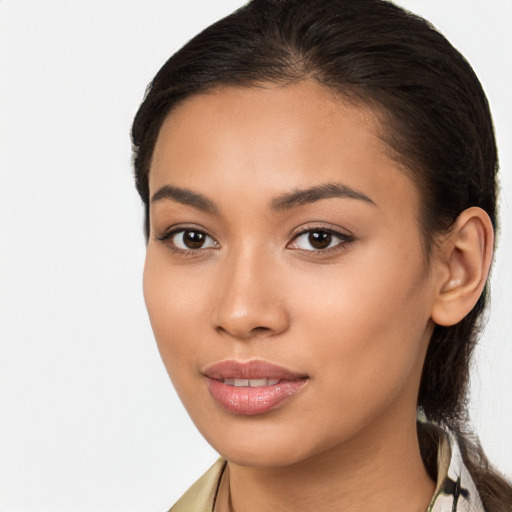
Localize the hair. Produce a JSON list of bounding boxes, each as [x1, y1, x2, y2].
[[131, 0, 512, 507]]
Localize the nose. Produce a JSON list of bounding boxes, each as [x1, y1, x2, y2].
[[212, 249, 290, 340]]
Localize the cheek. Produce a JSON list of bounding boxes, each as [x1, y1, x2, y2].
[[142, 247, 208, 373], [295, 243, 432, 402]]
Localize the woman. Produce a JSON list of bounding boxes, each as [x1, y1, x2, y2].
[[131, 0, 512, 510]]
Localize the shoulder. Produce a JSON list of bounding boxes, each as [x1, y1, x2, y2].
[[427, 426, 485, 512], [169, 458, 227, 512]]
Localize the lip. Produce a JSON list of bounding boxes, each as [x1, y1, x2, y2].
[[204, 359, 308, 415], [204, 359, 307, 381]]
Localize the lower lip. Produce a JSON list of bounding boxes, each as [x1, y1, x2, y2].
[[207, 378, 307, 415]]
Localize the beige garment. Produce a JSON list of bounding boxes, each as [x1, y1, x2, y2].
[[169, 426, 484, 512], [170, 458, 226, 512]]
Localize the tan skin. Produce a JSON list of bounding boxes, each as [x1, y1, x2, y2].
[[143, 81, 493, 512]]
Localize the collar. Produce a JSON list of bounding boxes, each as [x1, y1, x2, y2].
[[170, 458, 226, 512], [428, 428, 484, 511]]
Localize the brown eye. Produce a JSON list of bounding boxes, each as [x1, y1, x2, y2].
[[182, 230, 206, 249], [288, 227, 354, 252], [308, 231, 332, 249], [168, 229, 218, 251]]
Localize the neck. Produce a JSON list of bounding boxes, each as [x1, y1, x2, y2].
[[216, 412, 435, 512]]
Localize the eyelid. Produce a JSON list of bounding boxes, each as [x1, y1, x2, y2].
[[287, 224, 355, 252], [155, 224, 219, 253], [156, 223, 210, 240]]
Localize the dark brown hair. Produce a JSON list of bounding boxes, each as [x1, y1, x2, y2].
[[131, 0, 512, 507]]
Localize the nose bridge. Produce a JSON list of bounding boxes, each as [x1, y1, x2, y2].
[[213, 241, 288, 339]]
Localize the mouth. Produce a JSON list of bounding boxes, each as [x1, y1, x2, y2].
[[203, 359, 309, 416]]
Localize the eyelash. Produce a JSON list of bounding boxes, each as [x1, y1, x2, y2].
[[156, 226, 218, 256], [288, 226, 355, 254], [156, 225, 355, 256]]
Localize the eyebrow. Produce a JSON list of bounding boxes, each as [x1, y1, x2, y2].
[[271, 182, 376, 211], [150, 181, 376, 215], [151, 185, 219, 214]]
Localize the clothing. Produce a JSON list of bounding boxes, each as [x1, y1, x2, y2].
[[426, 428, 484, 512], [170, 458, 226, 512], [170, 426, 484, 512]]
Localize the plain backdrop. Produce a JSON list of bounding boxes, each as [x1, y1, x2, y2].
[[0, 1, 511, 511]]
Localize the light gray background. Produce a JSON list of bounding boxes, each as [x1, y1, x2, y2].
[[0, 1, 511, 510]]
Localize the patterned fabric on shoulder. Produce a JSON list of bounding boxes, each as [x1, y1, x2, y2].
[[428, 427, 484, 512]]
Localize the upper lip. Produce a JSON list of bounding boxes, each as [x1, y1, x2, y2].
[[203, 359, 308, 380]]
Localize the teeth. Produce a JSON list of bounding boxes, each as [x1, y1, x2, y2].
[[222, 378, 281, 387], [248, 379, 267, 387]]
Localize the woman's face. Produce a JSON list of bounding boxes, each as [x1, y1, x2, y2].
[[144, 81, 439, 467]]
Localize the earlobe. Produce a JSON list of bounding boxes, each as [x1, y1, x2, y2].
[[431, 207, 494, 327]]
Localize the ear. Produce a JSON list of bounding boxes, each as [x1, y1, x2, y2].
[[431, 207, 494, 327]]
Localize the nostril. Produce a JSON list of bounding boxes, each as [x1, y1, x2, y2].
[[215, 324, 273, 340], [250, 326, 273, 336]]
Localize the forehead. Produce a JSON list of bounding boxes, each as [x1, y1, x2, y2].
[[149, 81, 418, 214]]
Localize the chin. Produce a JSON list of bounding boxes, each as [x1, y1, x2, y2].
[[218, 441, 310, 468], [195, 414, 328, 469]]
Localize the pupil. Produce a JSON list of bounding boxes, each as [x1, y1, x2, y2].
[[308, 231, 331, 249], [184, 230, 205, 249]]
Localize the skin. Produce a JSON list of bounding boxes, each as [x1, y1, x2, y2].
[[143, 81, 491, 512]]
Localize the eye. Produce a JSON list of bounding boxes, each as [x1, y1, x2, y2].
[[160, 228, 218, 251], [289, 228, 353, 251]]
